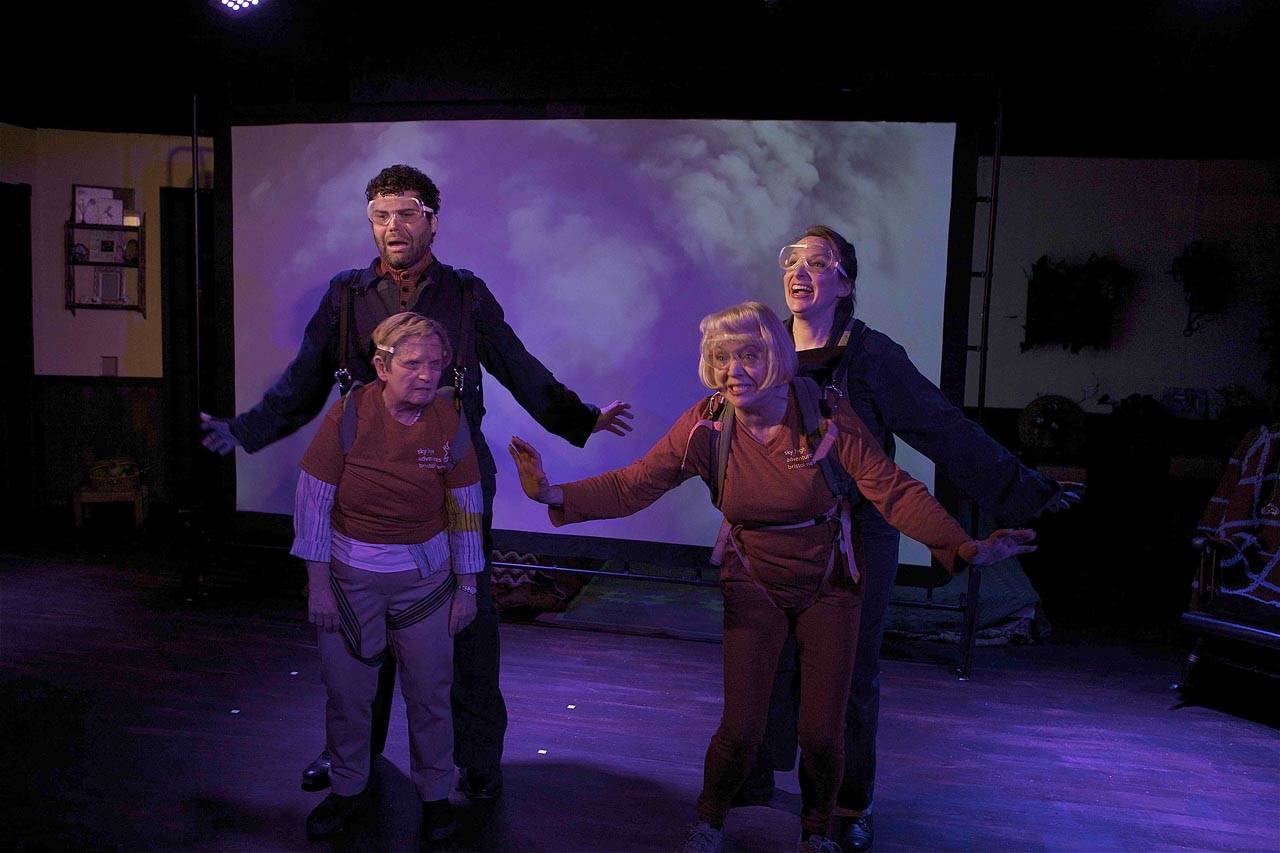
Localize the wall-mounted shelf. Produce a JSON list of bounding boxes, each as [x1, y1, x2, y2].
[[65, 219, 146, 317]]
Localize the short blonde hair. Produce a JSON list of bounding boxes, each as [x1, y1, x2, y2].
[[371, 311, 452, 367], [697, 301, 797, 391]]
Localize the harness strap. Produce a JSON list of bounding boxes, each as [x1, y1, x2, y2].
[[681, 416, 723, 478], [792, 375, 852, 505], [702, 378, 862, 602], [332, 570, 456, 665], [452, 271, 476, 412], [436, 388, 472, 470], [714, 403, 735, 508], [334, 277, 355, 394], [828, 315, 866, 399], [804, 414, 853, 558], [837, 497, 858, 583], [339, 382, 367, 454], [710, 498, 859, 609]]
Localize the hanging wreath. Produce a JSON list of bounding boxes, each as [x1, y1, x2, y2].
[[1260, 287, 1280, 398], [1021, 253, 1137, 353], [1169, 240, 1235, 337]]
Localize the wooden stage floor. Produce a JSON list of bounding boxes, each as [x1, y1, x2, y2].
[[2, 553, 1278, 852]]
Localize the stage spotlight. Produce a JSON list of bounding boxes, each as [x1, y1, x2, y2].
[[220, 0, 261, 11]]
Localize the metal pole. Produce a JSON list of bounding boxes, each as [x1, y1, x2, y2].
[[191, 93, 202, 412], [182, 92, 208, 604], [976, 92, 1003, 426]]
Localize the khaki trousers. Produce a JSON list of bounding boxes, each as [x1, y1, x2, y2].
[[318, 559, 455, 801]]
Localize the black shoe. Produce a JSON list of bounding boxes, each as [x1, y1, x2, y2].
[[731, 766, 775, 807], [301, 750, 332, 792], [422, 798, 457, 842], [305, 790, 369, 839], [457, 765, 503, 802], [835, 812, 873, 852]]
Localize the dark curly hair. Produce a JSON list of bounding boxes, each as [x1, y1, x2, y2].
[[365, 165, 442, 213]]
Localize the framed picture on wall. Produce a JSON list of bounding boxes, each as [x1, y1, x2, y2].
[[94, 268, 125, 304], [75, 186, 111, 224], [87, 232, 125, 263], [73, 185, 136, 224]]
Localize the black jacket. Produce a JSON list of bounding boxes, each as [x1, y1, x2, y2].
[[231, 258, 599, 489], [790, 302, 1059, 528]]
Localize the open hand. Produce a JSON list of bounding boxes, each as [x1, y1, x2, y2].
[[200, 412, 242, 456], [1042, 481, 1084, 514], [306, 561, 340, 632], [593, 400, 635, 436], [449, 584, 478, 636], [508, 436, 563, 505], [959, 528, 1037, 566]]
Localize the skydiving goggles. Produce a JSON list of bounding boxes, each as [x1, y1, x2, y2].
[[703, 335, 765, 370], [367, 195, 435, 226], [707, 346, 764, 371], [778, 242, 843, 275]]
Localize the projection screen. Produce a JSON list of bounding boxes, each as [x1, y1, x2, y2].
[[231, 119, 956, 565]]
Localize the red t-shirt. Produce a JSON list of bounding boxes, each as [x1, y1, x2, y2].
[[300, 382, 480, 545]]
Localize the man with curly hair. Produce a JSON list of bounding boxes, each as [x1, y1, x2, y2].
[[201, 164, 632, 829]]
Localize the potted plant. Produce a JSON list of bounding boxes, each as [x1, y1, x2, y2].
[[1169, 240, 1235, 336]]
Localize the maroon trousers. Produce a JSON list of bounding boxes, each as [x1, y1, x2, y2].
[[697, 560, 862, 836]]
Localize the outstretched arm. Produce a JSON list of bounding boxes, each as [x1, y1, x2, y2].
[[836, 404, 1036, 570], [471, 276, 631, 447], [593, 400, 635, 436], [200, 282, 345, 454], [233, 288, 343, 452], [867, 336, 1065, 523], [200, 412, 242, 455], [508, 436, 565, 506], [506, 400, 708, 526], [958, 528, 1038, 565]]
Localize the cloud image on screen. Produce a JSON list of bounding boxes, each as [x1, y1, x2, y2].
[[232, 119, 955, 563]]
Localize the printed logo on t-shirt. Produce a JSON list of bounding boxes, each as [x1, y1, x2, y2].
[[783, 445, 813, 470], [417, 441, 450, 470]]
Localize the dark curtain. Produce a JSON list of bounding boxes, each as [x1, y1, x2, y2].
[[0, 182, 34, 543]]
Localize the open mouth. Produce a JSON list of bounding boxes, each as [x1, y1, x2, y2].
[[790, 284, 814, 297]]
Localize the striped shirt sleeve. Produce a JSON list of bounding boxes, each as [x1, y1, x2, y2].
[[291, 470, 336, 563], [445, 482, 484, 575]]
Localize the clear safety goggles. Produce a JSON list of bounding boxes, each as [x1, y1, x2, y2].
[[705, 339, 765, 370], [367, 196, 435, 227], [778, 242, 842, 275]]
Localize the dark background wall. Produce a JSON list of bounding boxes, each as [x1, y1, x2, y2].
[[5, 2, 1277, 158]]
